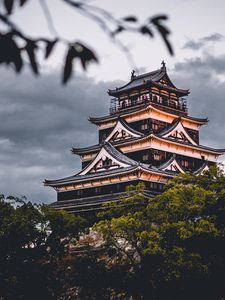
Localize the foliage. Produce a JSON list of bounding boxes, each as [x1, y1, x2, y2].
[[0, 195, 87, 299], [94, 166, 225, 299], [0, 0, 173, 83], [1, 166, 224, 299]]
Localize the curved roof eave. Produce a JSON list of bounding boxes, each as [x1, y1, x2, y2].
[[89, 104, 208, 125], [152, 134, 225, 155], [108, 69, 162, 95], [44, 163, 175, 187], [108, 68, 189, 96], [73, 118, 144, 155]]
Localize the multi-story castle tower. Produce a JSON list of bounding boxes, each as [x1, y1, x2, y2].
[[45, 62, 225, 213]]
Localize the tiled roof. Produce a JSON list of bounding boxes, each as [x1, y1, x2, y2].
[[72, 118, 144, 155], [158, 156, 179, 171], [157, 118, 180, 137], [108, 67, 189, 96], [50, 190, 158, 213], [193, 161, 209, 174], [118, 117, 145, 137], [45, 142, 175, 187], [44, 166, 137, 186]]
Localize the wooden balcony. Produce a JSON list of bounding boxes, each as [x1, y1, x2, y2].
[[110, 95, 188, 116]]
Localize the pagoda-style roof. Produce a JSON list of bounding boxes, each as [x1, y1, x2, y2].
[[78, 141, 145, 176], [45, 142, 176, 187], [108, 64, 189, 97], [45, 138, 218, 189], [44, 164, 175, 187], [193, 162, 209, 174], [105, 117, 144, 142], [50, 190, 158, 213], [72, 118, 144, 155], [153, 134, 225, 155], [72, 119, 223, 160], [158, 156, 185, 173], [45, 165, 137, 186], [89, 104, 208, 126], [158, 118, 198, 146]]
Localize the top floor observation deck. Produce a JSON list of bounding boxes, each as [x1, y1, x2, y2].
[[109, 92, 188, 116], [108, 62, 189, 117]]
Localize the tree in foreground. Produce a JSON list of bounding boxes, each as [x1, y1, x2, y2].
[[94, 165, 225, 299], [0, 195, 87, 299], [1, 166, 224, 299]]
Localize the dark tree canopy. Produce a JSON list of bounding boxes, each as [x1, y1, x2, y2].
[[0, 0, 173, 83], [1, 166, 224, 299], [93, 166, 225, 299]]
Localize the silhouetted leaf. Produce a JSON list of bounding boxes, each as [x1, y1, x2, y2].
[[150, 15, 173, 55], [4, 0, 14, 14], [112, 26, 125, 37], [45, 39, 58, 59], [140, 26, 153, 37], [150, 15, 168, 23], [63, 46, 76, 84], [20, 0, 28, 7], [161, 34, 173, 55], [123, 16, 138, 22], [25, 41, 39, 74], [78, 43, 98, 70], [63, 42, 98, 84], [0, 33, 23, 72]]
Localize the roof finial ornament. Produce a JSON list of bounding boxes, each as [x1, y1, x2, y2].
[[161, 60, 166, 70], [131, 69, 136, 81]]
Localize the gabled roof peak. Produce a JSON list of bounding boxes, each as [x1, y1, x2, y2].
[[108, 63, 189, 97]]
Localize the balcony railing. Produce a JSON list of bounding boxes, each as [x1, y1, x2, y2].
[[109, 94, 187, 115]]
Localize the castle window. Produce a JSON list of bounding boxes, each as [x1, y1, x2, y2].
[[158, 184, 163, 190], [153, 149, 165, 161], [152, 123, 159, 131], [95, 187, 101, 194], [77, 190, 83, 196], [141, 123, 148, 130], [143, 154, 149, 161], [181, 160, 189, 167], [150, 182, 159, 189], [152, 95, 158, 102]]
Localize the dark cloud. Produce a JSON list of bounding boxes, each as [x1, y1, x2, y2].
[[172, 53, 225, 150], [0, 68, 122, 203], [175, 52, 225, 75], [183, 33, 224, 50]]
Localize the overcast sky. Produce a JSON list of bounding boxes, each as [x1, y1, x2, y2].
[[1, 0, 225, 203]]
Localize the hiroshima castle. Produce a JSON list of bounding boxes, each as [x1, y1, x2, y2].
[[45, 62, 225, 213]]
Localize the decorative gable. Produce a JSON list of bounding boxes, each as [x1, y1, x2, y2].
[[194, 163, 209, 175], [105, 119, 142, 143], [79, 145, 132, 176], [159, 158, 185, 173], [162, 121, 197, 146], [110, 129, 133, 141]]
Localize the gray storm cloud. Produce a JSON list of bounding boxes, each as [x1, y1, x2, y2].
[[0, 69, 122, 203], [183, 33, 224, 50]]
